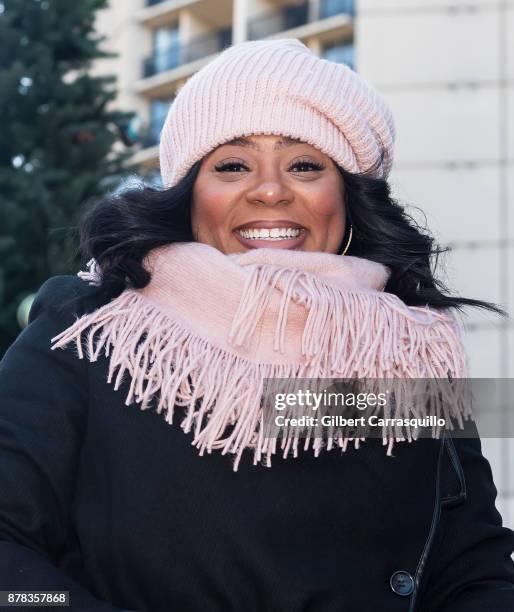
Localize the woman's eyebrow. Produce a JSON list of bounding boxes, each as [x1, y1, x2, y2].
[[222, 136, 303, 151]]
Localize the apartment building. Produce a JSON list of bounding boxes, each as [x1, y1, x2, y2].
[[92, 0, 514, 525], [92, 0, 355, 180]]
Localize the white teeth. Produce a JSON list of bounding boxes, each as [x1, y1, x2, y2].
[[237, 227, 303, 240]]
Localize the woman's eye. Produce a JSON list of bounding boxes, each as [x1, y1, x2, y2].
[[214, 162, 248, 172], [290, 161, 325, 172]]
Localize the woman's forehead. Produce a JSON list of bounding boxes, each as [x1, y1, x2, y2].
[[223, 135, 302, 148], [211, 135, 322, 154]]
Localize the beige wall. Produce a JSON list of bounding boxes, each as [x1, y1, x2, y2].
[[91, 0, 149, 119], [358, 0, 513, 525]]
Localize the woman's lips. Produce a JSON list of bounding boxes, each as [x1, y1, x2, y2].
[[233, 229, 307, 250]]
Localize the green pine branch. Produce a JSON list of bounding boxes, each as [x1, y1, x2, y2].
[[0, 0, 140, 356]]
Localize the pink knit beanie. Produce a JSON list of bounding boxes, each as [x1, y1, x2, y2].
[[159, 38, 395, 188]]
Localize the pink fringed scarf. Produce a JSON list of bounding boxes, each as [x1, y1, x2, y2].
[[50, 242, 471, 470]]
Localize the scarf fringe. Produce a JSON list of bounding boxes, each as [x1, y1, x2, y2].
[[229, 262, 468, 377], [51, 262, 472, 471]]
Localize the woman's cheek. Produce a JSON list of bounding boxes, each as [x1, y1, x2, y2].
[[193, 190, 233, 230], [302, 179, 343, 215], [308, 195, 345, 223]]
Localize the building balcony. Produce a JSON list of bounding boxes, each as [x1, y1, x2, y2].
[[248, 0, 355, 40], [144, 0, 198, 7], [143, 26, 232, 78], [135, 0, 352, 95], [137, 0, 228, 29]]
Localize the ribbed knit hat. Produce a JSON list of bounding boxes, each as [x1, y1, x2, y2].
[[159, 38, 395, 188]]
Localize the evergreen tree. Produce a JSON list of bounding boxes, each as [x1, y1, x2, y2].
[[0, 0, 137, 356]]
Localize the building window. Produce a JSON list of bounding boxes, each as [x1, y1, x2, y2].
[[321, 40, 355, 70], [182, 27, 232, 64], [248, 1, 309, 40], [149, 99, 170, 141], [153, 24, 180, 73], [143, 96, 175, 147], [320, 0, 355, 19]]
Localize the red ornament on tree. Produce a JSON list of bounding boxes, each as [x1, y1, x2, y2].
[[73, 129, 95, 144]]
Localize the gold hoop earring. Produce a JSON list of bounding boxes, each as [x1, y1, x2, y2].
[[341, 224, 353, 255]]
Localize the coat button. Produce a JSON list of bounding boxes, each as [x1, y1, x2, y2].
[[390, 570, 415, 596]]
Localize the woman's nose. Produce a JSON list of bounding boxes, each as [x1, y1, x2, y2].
[[245, 180, 294, 207]]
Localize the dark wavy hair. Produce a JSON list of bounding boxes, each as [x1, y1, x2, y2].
[[68, 159, 507, 319]]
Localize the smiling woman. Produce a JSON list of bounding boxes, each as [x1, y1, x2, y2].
[[191, 134, 346, 254], [1, 37, 514, 612]]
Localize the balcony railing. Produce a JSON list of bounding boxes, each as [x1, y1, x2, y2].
[[248, 0, 354, 40], [143, 26, 232, 78]]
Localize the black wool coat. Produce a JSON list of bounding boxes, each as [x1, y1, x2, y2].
[[1, 275, 514, 612]]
